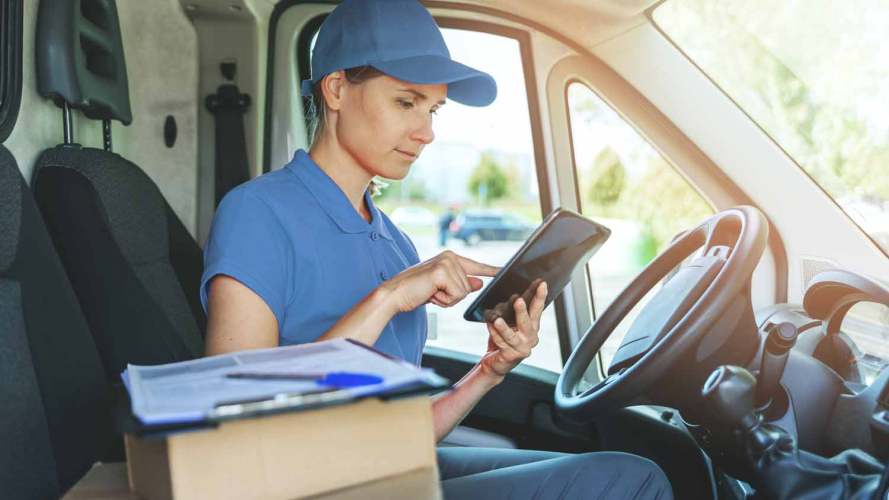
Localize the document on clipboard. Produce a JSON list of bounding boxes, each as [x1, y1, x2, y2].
[[122, 338, 448, 427]]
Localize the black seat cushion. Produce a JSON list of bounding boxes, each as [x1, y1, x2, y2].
[[0, 146, 112, 495], [32, 145, 205, 381]]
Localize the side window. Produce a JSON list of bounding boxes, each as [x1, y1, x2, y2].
[[376, 28, 560, 372], [566, 82, 714, 367], [0, 0, 23, 142]]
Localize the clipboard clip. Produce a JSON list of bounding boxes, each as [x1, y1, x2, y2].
[[208, 387, 352, 422]]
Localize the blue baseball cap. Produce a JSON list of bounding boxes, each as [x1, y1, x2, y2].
[[301, 0, 497, 107]]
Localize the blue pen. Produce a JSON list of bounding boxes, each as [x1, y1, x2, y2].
[[225, 370, 384, 388]]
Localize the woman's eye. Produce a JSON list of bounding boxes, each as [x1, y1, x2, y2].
[[397, 99, 414, 110], [430, 107, 439, 116]]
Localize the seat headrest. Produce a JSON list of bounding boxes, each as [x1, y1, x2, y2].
[[36, 0, 132, 125]]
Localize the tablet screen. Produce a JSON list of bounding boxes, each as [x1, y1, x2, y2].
[[463, 209, 611, 325]]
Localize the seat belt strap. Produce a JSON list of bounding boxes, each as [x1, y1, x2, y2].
[[206, 84, 251, 206]]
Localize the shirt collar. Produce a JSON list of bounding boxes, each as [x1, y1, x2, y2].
[[287, 150, 393, 241]]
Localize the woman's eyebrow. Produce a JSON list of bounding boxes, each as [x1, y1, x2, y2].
[[398, 88, 447, 106]]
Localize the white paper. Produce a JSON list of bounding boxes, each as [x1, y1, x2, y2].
[[124, 339, 445, 426]]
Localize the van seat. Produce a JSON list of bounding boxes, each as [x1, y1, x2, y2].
[[33, 147, 205, 379], [32, 0, 205, 382], [0, 145, 113, 497]]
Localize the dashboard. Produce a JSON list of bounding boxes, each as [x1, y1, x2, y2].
[[752, 270, 889, 457]]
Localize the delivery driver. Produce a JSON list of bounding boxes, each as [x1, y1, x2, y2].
[[200, 0, 672, 497]]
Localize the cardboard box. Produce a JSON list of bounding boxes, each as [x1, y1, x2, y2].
[[63, 462, 439, 500], [125, 396, 441, 500], [62, 463, 137, 500]]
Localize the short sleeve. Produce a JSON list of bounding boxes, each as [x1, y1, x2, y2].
[[200, 188, 293, 327]]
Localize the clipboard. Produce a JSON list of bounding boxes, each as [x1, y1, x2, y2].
[[120, 339, 449, 437]]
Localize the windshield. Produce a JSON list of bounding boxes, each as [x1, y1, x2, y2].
[[654, 0, 889, 256]]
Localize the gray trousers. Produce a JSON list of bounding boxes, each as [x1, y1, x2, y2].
[[438, 447, 673, 500]]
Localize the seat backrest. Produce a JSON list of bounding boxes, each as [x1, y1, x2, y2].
[[0, 145, 112, 496], [32, 0, 205, 381], [33, 147, 205, 379]]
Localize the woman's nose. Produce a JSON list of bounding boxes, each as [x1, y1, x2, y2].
[[411, 115, 435, 145]]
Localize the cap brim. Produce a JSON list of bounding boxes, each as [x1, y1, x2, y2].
[[372, 55, 497, 107]]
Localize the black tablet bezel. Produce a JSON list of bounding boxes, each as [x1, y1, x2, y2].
[[462, 208, 611, 325]]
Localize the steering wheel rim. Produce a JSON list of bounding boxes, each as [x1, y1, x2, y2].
[[555, 206, 768, 420]]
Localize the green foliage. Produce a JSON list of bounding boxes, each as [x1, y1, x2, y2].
[[580, 150, 713, 256], [633, 231, 659, 267], [468, 151, 511, 205], [586, 146, 626, 206], [623, 157, 713, 250], [376, 178, 430, 202]]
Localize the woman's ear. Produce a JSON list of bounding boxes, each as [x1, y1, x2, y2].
[[320, 70, 347, 112]]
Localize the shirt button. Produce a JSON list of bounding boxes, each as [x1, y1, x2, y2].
[[379, 272, 388, 281], [370, 231, 379, 241]]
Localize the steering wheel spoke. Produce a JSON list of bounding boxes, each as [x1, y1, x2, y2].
[[702, 211, 745, 258], [578, 367, 626, 398]]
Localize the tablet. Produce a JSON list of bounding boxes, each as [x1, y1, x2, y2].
[[463, 208, 611, 326]]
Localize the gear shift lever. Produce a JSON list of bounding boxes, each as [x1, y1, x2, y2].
[[701, 365, 759, 431], [756, 322, 798, 410], [702, 365, 791, 458], [702, 365, 884, 499]]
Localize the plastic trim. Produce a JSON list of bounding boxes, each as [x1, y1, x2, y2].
[[0, 0, 23, 143]]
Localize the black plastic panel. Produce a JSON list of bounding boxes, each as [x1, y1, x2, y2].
[[803, 270, 889, 334], [0, 0, 23, 142]]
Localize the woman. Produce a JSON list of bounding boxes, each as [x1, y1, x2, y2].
[[200, 0, 671, 498]]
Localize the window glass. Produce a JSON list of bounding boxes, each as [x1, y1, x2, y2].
[[305, 26, 560, 371], [841, 301, 889, 386], [566, 82, 714, 368], [654, 0, 889, 256]]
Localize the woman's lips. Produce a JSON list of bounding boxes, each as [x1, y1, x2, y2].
[[395, 149, 418, 160]]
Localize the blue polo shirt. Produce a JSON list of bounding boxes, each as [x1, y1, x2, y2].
[[200, 149, 427, 365]]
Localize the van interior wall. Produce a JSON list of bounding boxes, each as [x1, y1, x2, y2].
[[182, 0, 269, 244], [5, 0, 200, 237]]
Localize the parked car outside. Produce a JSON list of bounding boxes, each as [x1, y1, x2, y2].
[[449, 211, 534, 246]]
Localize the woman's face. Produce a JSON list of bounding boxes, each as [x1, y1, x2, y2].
[[335, 74, 446, 180]]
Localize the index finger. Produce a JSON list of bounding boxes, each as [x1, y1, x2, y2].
[[454, 254, 500, 277]]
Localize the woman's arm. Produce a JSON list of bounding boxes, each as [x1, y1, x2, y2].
[[205, 250, 499, 355], [204, 274, 397, 355], [204, 275, 279, 355], [315, 250, 498, 343], [431, 282, 548, 441], [431, 362, 504, 442]]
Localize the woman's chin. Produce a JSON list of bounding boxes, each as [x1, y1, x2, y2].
[[377, 163, 412, 181]]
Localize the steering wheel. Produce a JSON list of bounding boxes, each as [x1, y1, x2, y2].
[[555, 206, 768, 420]]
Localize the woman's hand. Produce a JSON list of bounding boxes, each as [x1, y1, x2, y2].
[[381, 250, 500, 314], [480, 280, 548, 378]]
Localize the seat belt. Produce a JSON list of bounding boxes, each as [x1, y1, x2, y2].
[[205, 83, 251, 206]]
